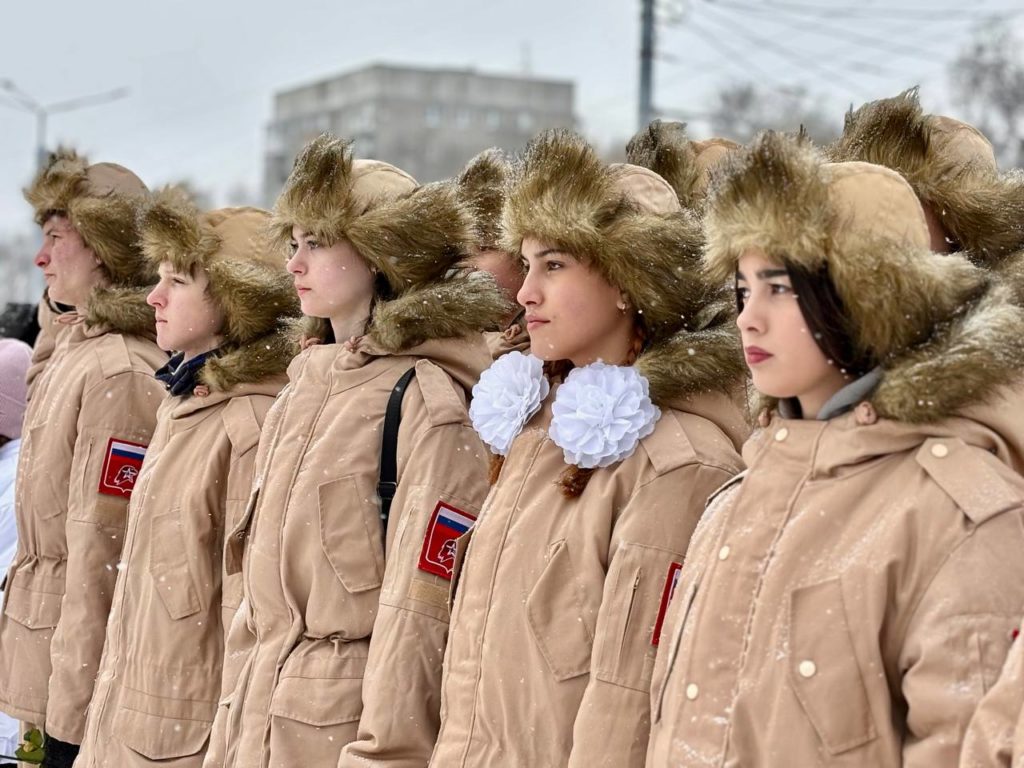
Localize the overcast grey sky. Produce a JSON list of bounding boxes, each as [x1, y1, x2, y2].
[[1, 0, 1020, 239]]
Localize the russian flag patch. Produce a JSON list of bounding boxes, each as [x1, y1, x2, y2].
[[417, 501, 477, 580], [98, 438, 147, 497], [652, 561, 683, 646]]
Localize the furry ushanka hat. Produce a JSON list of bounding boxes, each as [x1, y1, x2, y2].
[[138, 189, 301, 391], [24, 148, 154, 288], [501, 128, 745, 404], [828, 88, 1024, 264], [626, 120, 741, 210], [706, 131, 1024, 423], [271, 133, 508, 351], [456, 148, 511, 251]]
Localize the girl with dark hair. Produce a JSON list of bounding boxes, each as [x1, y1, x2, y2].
[[646, 132, 1024, 768]]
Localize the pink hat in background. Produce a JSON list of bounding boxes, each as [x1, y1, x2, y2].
[[0, 339, 32, 440]]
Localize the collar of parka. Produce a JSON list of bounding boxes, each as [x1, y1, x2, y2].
[[24, 148, 156, 289], [706, 130, 1024, 425], [501, 128, 746, 409], [138, 188, 301, 392], [827, 87, 1024, 265], [275, 134, 510, 353]]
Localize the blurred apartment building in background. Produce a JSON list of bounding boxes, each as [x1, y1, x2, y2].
[[262, 63, 577, 202]]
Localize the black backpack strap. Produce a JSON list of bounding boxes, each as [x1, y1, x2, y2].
[[378, 366, 417, 554]]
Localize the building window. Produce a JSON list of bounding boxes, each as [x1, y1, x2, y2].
[[425, 105, 442, 128], [455, 108, 472, 130], [517, 111, 535, 131], [485, 109, 502, 130]]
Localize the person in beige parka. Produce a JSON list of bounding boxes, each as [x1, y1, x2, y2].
[[75, 191, 300, 768], [454, 148, 530, 360], [429, 129, 748, 768], [203, 134, 506, 768], [645, 132, 1024, 768], [0, 150, 167, 767]]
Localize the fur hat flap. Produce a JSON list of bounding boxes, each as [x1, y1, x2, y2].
[[457, 148, 510, 250], [25, 148, 153, 288], [141, 191, 299, 347], [832, 89, 1024, 261], [271, 134, 474, 293], [706, 132, 989, 362], [503, 129, 709, 341]]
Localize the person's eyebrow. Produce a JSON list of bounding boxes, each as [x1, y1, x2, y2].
[[757, 268, 788, 279]]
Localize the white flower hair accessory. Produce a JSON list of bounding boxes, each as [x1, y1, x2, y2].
[[549, 362, 661, 469], [470, 351, 550, 456]]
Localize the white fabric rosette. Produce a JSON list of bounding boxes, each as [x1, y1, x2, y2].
[[549, 362, 661, 469], [470, 351, 550, 456]]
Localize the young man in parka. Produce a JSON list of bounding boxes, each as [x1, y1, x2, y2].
[[75, 190, 300, 768], [0, 150, 166, 767]]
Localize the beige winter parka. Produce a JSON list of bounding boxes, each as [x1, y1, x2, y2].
[[0, 294, 166, 741], [76, 200, 299, 767], [646, 133, 1024, 768], [0, 150, 165, 744], [429, 129, 749, 768], [204, 135, 505, 768]]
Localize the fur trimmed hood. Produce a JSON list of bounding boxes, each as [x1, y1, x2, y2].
[[626, 120, 740, 210], [457, 148, 510, 251], [501, 129, 720, 346], [81, 285, 158, 339], [828, 88, 1024, 264], [707, 131, 1024, 423], [24, 148, 155, 289], [138, 189, 300, 391]]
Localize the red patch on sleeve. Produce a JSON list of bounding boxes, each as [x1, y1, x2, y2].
[[417, 501, 477, 580], [97, 438, 147, 497], [652, 561, 683, 646]]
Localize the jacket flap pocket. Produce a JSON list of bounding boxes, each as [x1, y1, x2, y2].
[[526, 539, 594, 682], [149, 510, 202, 620], [269, 674, 363, 726], [318, 476, 384, 594], [113, 706, 211, 760], [593, 542, 683, 692], [3, 570, 63, 629], [789, 578, 877, 755], [225, 486, 259, 575]]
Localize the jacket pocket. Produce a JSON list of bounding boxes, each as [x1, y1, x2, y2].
[[788, 578, 877, 755], [593, 542, 682, 692], [318, 475, 384, 594], [2, 567, 64, 629], [27, 424, 66, 521], [149, 509, 202, 620], [525, 539, 594, 682], [112, 687, 213, 760]]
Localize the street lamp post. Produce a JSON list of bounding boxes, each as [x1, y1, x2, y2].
[[0, 80, 129, 171]]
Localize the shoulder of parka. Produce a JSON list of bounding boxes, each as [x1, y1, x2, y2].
[[411, 359, 470, 428], [914, 436, 1024, 526], [221, 395, 270, 458], [639, 408, 745, 480]]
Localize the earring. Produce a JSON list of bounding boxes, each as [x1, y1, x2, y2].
[[616, 299, 628, 312]]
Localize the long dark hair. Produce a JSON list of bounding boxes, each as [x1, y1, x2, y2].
[[788, 263, 875, 377], [738, 262, 874, 377]]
